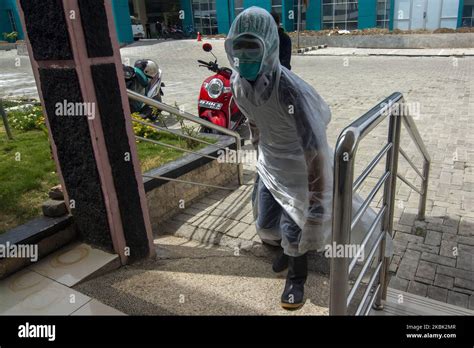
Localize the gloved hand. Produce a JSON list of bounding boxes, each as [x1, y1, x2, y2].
[[304, 204, 324, 233], [307, 204, 325, 222], [302, 204, 331, 249], [303, 216, 323, 236], [302, 221, 328, 251]]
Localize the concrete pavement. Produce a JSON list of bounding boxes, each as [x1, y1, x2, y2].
[[74, 235, 330, 315], [303, 47, 474, 57]]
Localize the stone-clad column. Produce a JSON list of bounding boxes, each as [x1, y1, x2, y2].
[[16, 0, 155, 263]]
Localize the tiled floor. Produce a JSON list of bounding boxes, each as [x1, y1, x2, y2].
[[28, 243, 118, 287], [0, 243, 124, 316], [71, 299, 124, 316], [0, 269, 90, 315]]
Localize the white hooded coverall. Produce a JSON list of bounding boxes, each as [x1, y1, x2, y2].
[[225, 7, 392, 258]]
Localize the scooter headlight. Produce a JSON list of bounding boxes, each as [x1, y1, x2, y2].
[[207, 78, 224, 99]]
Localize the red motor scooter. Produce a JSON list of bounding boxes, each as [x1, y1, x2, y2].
[[197, 43, 246, 133]]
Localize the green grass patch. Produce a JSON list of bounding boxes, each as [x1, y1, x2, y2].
[[0, 120, 215, 234], [136, 132, 209, 173], [0, 129, 57, 233]]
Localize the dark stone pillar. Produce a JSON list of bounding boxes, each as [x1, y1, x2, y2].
[[16, 0, 155, 263]]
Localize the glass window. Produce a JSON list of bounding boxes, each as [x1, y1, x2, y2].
[[272, 0, 283, 23], [462, 0, 474, 27], [376, 0, 390, 28], [322, 1, 359, 30], [192, 0, 218, 35], [441, 0, 458, 18], [293, 0, 307, 31], [7, 10, 18, 32], [235, 0, 244, 17]]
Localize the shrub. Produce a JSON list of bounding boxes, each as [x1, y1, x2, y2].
[[174, 102, 200, 148], [131, 112, 161, 141], [131, 111, 202, 149], [8, 105, 45, 132], [2, 31, 18, 42]]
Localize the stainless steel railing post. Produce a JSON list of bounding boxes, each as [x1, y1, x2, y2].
[[330, 131, 356, 315], [375, 98, 403, 308], [418, 160, 430, 221], [329, 92, 430, 315], [400, 116, 431, 221], [235, 135, 244, 185]]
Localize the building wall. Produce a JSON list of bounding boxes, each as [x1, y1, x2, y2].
[[244, 0, 271, 11], [306, 0, 322, 30], [458, 0, 465, 27], [1, 0, 131, 44], [281, 0, 294, 31], [358, 0, 377, 29], [0, 1, 10, 37], [215, 0, 384, 32], [217, 0, 470, 33], [112, 0, 134, 44], [180, 0, 193, 31], [393, 0, 461, 30], [0, 0, 24, 40], [389, 0, 395, 30], [2, 0, 471, 43], [216, 0, 232, 34]]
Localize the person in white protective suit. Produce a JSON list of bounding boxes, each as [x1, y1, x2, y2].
[[225, 7, 391, 310]]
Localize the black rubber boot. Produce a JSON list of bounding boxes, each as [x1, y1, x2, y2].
[[281, 254, 308, 310], [272, 249, 289, 273]]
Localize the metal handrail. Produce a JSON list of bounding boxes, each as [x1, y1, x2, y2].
[[127, 90, 244, 186], [142, 174, 235, 191], [135, 135, 219, 161], [132, 117, 228, 151], [330, 92, 431, 315], [400, 115, 431, 220]]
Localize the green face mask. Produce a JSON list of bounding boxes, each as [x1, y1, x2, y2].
[[237, 60, 262, 81]]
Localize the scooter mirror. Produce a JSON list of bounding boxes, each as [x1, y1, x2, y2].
[[203, 43, 213, 52]]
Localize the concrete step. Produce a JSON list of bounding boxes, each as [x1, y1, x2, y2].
[[159, 220, 331, 275], [73, 235, 330, 315], [370, 287, 474, 316], [67, 235, 472, 316]]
